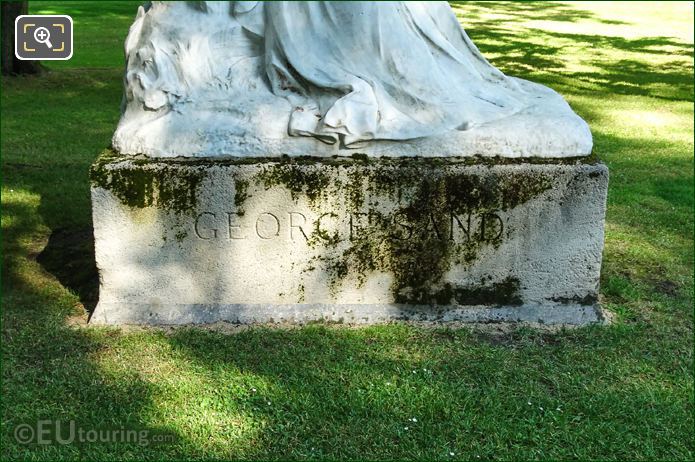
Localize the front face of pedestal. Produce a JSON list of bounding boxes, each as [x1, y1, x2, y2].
[[90, 154, 608, 325]]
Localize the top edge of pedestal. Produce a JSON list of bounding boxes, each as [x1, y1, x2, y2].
[[97, 149, 603, 167]]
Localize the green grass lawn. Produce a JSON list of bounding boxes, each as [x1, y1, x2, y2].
[[2, 1, 693, 459]]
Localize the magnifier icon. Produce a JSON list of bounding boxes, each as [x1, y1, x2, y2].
[[33, 27, 53, 49]]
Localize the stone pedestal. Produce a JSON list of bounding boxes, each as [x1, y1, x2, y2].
[[89, 151, 608, 325]]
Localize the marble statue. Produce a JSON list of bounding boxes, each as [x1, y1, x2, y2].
[[112, 1, 592, 158]]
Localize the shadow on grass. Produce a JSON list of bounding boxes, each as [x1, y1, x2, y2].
[[36, 227, 99, 313], [451, 1, 629, 25], [153, 321, 692, 459], [32, 0, 136, 19], [2, 228, 183, 459], [2, 68, 122, 313], [452, 2, 693, 102]]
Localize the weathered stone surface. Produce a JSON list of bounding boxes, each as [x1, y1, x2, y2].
[[89, 152, 608, 325]]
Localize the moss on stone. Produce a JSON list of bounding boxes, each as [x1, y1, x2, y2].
[[307, 212, 341, 247], [255, 163, 332, 204], [300, 162, 552, 302], [233, 177, 250, 215], [550, 294, 599, 305], [395, 277, 522, 306], [174, 230, 188, 243], [91, 151, 204, 215], [234, 178, 249, 206], [100, 147, 600, 168]]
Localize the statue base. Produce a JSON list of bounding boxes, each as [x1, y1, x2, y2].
[[89, 151, 608, 325]]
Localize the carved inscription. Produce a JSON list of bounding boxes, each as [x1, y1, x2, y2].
[[194, 210, 505, 243]]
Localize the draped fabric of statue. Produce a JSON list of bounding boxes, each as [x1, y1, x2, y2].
[[113, 1, 592, 157], [249, 1, 525, 144]]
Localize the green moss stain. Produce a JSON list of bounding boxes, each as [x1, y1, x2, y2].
[[255, 163, 332, 204], [91, 150, 204, 215], [550, 294, 598, 306], [233, 177, 249, 215], [398, 277, 523, 306], [308, 212, 341, 247], [255, 159, 552, 303], [174, 230, 188, 243]]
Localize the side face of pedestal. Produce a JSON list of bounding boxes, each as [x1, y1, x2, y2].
[[89, 152, 608, 325]]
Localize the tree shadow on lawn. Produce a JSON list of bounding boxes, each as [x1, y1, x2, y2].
[[3, 272, 691, 459], [452, 2, 693, 102], [2, 68, 123, 314], [31, 0, 136, 19], [3, 189, 694, 458], [473, 28, 692, 101], [452, 1, 630, 26], [154, 321, 693, 459], [36, 227, 99, 313], [1, 211, 184, 459]]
